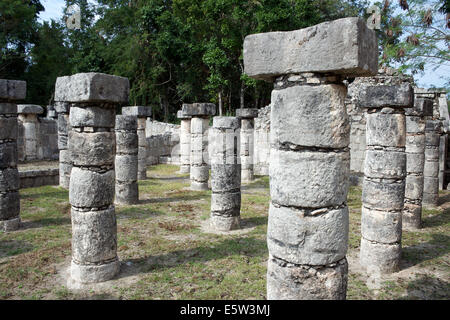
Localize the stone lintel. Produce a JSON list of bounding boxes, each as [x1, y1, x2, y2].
[[357, 83, 414, 109], [212, 116, 240, 129], [0, 79, 26, 101], [177, 110, 191, 119], [17, 104, 44, 115], [182, 103, 216, 117], [243, 17, 378, 81], [236, 108, 259, 119], [54, 73, 129, 104]]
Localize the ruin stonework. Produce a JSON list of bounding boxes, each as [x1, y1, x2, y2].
[[122, 106, 152, 180], [402, 98, 434, 230], [115, 115, 138, 205], [236, 108, 258, 182], [244, 17, 378, 299], [55, 102, 71, 189], [177, 110, 191, 173], [423, 120, 441, 207], [358, 76, 414, 274], [17, 104, 44, 161], [55, 72, 129, 284], [210, 116, 241, 231], [0, 79, 26, 231], [182, 103, 216, 191], [254, 105, 270, 176]]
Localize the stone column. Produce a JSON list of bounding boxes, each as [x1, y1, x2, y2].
[[243, 17, 378, 299], [236, 108, 258, 183], [122, 106, 152, 180], [210, 117, 241, 231], [17, 104, 44, 161], [55, 102, 71, 189], [177, 110, 191, 174], [115, 115, 138, 205], [182, 103, 216, 191], [0, 79, 26, 232], [423, 120, 441, 207], [55, 73, 129, 284], [358, 81, 413, 274], [403, 98, 434, 230]]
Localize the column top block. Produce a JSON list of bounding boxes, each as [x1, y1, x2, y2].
[[115, 115, 137, 131], [405, 98, 433, 117], [182, 103, 216, 116], [54, 72, 129, 104], [177, 110, 192, 119], [357, 83, 414, 109], [0, 79, 26, 101], [425, 119, 442, 133], [17, 104, 44, 115], [122, 106, 152, 117], [236, 108, 259, 119], [213, 116, 240, 129], [243, 17, 378, 82], [54, 101, 71, 113]]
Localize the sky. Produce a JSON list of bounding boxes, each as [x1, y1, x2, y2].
[[38, 0, 448, 89]]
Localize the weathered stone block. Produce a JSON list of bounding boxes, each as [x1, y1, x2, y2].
[[405, 97, 433, 117], [244, 17, 377, 81], [190, 165, 209, 182], [211, 192, 241, 213], [69, 168, 115, 208], [405, 175, 424, 200], [0, 79, 26, 101], [425, 133, 440, 148], [115, 181, 139, 204], [17, 104, 44, 114], [122, 106, 152, 118], [115, 154, 138, 182], [210, 164, 241, 192], [190, 117, 210, 134], [54, 73, 129, 103], [359, 238, 400, 274], [177, 110, 191, 119], [271, 84, 349, 148], [357, 83, 413, 109], [361, 207, 401, 244], [266, 256, 348, 300], [182, 103, 216, 117], [71, 207, 117, 264], [236, 108, 258, 119], [423, 160, 439, 177], [54, 101, 70, 114], [362, 178, 405, 211], [406, 116, 425, 134], [0, 117, 18, 141], [115, 132, 138, 155], [115, 115, 137, 131], [268, 204, 348, 265], [405, 135, 425, 154], [0, 168, 19, 192], [0, 191, 20, 220], [402, 203, 422, 230], [364, 149, 406, 179], [69, 131, 115, 166], [70, 106, 115, 128], [406, 152, 425, 174], [424, 147, 439, 161], [0, 103, 17, 114], [269, 149, 349, 208], [366, 112, 405, 147], [0, 142, 18, 168], [70, 259, 120, 284]]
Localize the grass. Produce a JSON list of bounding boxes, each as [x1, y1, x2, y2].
[[0, 164, 448, 300]]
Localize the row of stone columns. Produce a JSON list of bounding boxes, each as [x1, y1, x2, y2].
[[55, 72, 129, 284], [0, 79, 25, 232]]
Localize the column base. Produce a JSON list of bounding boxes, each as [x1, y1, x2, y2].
[[359, 237, 401, 274], [210, 215, 240, 231], [70, 258, 120, 284], [266, 255, 348, 300], [190, 181, 209, 191], [0, 217, 21, 232]]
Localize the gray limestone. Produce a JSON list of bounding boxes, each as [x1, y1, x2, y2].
[[55, 102, 72, 189], [243, 17, 377, 81], [423, 120, 441, 207], [177, 110, 191, 173], [0, 79, 24, 232], [55, 72, 128, 284], [236, 108, 258, 182], [115, 115, 138, 204], [182, 103, 216, 117], [402, 98, 433, 230], [210, 116, 241, 231], [359, 78, 413, 274], [17, 104, 44, 115]]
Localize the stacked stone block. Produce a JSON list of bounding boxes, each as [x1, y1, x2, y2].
[[358, 81, 414, 274], [115, 115, 138, 204], [210, 117, 241, 231], [55, 72, 129, 283], [402, 98, 434, 230], [423, 120, 441, 207], [177, 110, 191, 173], [244, 17, 378, 299], [182, 103, 216, 190], [0, 79, 26, 231], [17, 104, 44, 161], [122, 106, 151, 180], [236, 108, 258, 182], [55, 102, 72, 189]]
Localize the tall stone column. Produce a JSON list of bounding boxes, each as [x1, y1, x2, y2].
[[236, 108, 258, 183], [210, 117, 241, 231], [55, 73, 129, 284], [55, 102, 72, 189], [17, 104, 44, 161], [177, 110, 191, 174], [115, 115, 138, 205], [122, 106, 151, 180], [423, 120, 441, 207], [182, 103, 216, 191], [243, 17, 378, 299], [358, 81, 413, 274], [0, 79, 26, 232], [403, 98, 434, 230]]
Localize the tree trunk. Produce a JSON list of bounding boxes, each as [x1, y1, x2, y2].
[[218, 91, 223, 116], [240, 82, 245, 109]]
